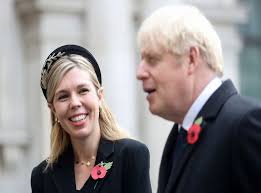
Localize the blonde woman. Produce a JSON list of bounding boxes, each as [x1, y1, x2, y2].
[[31, 44, 152, 193]]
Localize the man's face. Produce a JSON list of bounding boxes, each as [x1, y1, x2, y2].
[[136, 47, 192, 122]]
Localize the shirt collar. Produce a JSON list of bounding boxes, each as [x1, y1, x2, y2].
[[182, 77, 222, 131]]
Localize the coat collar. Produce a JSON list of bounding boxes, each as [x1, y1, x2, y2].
[[97, 138, 115, 159], [197, 79, 237, 120], [51, 138, 115, 193], [163, 79, 238, 193]]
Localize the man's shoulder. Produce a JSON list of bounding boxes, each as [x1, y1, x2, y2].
[[227, 93, 261, 112], [216, 79, 261, 114]]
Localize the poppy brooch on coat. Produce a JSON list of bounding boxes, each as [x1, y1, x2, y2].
[[187, 116, 203, 144], [91, 161, 113, 189]]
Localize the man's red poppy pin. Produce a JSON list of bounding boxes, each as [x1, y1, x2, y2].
[[187, 116, 203, 144]]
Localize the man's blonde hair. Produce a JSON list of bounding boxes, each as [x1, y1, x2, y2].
[[137, 4, 224, 76]]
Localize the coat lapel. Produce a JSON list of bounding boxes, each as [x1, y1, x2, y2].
[[158, 124, 179, 193], [164, 130, 198, 193], [51, 145, 76, 193], [165, 79, 238, 193], [51, 139, 115, 193], [91, 138, 114, 193]]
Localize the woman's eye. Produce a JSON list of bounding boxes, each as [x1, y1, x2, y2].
[[57, 95, 68, 101], [80, 88, 90, 94]]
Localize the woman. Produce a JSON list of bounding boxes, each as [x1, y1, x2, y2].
[[31, 44, 152, 193]]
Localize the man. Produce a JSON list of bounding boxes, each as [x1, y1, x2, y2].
[[136, 4, 261, 193]]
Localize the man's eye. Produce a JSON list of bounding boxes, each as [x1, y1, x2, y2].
[[147, 56, 157, 63]]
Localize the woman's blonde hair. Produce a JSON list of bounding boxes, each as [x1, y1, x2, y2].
[[137, 4, 224, 77], [45, 54, 127, 169]]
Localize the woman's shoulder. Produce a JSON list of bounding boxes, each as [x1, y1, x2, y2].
[[112, 138, 150, 171], [31, 159, 49, 185], [116, 138, 148, 147], [32, 159, 48, 174], [114, 138, 149, 154]]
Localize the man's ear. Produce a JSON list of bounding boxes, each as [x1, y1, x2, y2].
[[187, 46, 200, 75]]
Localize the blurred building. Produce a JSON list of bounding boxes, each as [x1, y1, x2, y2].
[[240, 0, 261, 98], [0, 0, 252, 192]]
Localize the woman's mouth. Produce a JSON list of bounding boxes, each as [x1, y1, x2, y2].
[[69, 114, 87, 122]]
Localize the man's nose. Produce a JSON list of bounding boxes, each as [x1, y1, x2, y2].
[[136, 61, 149, 80]]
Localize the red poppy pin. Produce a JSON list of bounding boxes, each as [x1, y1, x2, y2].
[[187, 116, 203, 144], [91, 161, 113, 189]]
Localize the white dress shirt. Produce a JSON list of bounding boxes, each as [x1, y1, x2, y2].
[[182, 77, 222, 131]]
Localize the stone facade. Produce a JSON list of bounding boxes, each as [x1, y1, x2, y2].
[[0, 0, 246, 192]]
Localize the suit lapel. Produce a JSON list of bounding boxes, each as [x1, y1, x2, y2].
[[158, 124, 179, 193], [51, 145, 76, 193], [91, 138, 114, 193], [165, 80, 238, 193], [165, 132, 195, 193]]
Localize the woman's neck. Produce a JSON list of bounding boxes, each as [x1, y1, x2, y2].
[[71, 129, 101, 163]]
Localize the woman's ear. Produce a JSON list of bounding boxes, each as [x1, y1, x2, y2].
[[97, 87, 104, 103], [48, 103, 56, 114]]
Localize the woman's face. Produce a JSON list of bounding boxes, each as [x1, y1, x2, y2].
[[50, 67, 103, 140]]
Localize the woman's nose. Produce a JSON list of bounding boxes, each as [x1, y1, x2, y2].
[[70, 94, 81, 109]]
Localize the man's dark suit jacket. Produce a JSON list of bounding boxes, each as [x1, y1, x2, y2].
[[158, 79, 261, 193], [31, 138, 152, 193]]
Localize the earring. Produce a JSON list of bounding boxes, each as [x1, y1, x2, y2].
[[55, 117, 60, 123]]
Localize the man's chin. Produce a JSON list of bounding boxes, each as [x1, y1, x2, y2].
[[149, 105, 160, 115], [149, 106, 172, 121]]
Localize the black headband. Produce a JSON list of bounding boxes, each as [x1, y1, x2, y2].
[[40, 44, 102, 99]]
